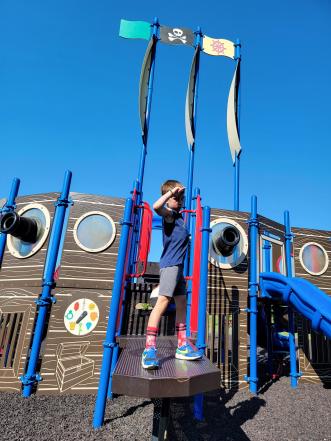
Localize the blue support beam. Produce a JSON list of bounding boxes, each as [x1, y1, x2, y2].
[[93, 197, 134, 429], [233, 38, 241, 211], [246, 195, 258, 393], [196, 206, 211, 354], [262, 240, 273, 374], [186, 187, 199, 336], [22, 170, 72, 397], [194, 205, 211, 421], [284, 210, 299, 388]]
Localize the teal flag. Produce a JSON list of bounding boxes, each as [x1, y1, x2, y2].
[[119, 19, 151, 40]]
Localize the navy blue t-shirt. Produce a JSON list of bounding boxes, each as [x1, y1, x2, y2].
[[159, 210, 190, 269]]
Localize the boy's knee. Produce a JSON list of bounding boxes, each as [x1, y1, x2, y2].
[[157, 295, 171, 305]]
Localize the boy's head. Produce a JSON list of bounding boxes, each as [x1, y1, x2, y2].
[[161, 180, 183, 195], [161, 179, 185, 211]]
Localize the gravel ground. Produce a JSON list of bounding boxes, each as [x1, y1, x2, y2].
[[0, 378, 330, 441]]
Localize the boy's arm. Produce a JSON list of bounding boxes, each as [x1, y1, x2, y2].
[[153, 189, 174, 220]]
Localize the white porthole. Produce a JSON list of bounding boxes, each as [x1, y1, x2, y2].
[[73, 211, 116, 253], [209, 217, 248, 269], [6, 203, 51, 259], [299, 242, 329, 276]]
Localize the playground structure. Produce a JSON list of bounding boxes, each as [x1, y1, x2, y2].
[[0, 17, 330, 439]]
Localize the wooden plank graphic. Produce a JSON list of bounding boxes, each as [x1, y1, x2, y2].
[[0, 288, 37, 392]]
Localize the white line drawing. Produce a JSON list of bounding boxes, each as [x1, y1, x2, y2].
[[55, 341, 95, 392]]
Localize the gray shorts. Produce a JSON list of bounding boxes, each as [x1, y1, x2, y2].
[[159, 265, 186, 297]]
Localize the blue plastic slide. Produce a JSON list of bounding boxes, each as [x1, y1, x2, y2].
[[259, 272, 331, 340]]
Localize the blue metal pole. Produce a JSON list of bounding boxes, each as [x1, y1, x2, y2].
[[137, 17, 159, 192], [284, 210, 299, 388], [22, 170, 72, 397], [233, 39, 241, 211], [196, 206, 211, 354], [93, 197, 134, 429], [194, 206, 210, 421], [234, 154, 240, 211], [107, 343, 119, 399], [185, 26, 202, 233], [0, 177, 20, 268], [262, 240, 273, 374], [107, 184, 137, 399], [246, 195, 258, 393], [186, 187, 199, 336], [184, 27, 202, 283], [132, 17, 159, 279]]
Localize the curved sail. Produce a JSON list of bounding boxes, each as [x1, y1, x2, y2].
[[185, 47, 200, 149], [227, 60, 241, 164], [139, 37, 155, 145]]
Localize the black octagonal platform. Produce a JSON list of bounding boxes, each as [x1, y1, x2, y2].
[[112, 337, 221, 398]]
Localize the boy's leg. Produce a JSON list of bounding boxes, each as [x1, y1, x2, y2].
[[174, 288, 202, 361], [148, 295, 171, 329], [145, 295, 171, 349], [174, 295, 187, 347], [142, 295, 170, 370]]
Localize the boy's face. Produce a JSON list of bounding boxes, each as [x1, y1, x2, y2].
[[167, 187, 185, 211]]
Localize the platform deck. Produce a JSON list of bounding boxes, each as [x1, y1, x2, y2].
[[112, 337, 221, 398]]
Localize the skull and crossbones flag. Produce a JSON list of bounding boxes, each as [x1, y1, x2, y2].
[[202, 36, 235, 59], [159, 25, 194, 46]]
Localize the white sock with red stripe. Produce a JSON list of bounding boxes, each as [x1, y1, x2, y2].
[[145, 326, 158, 349], [176, 322, 187, 348]]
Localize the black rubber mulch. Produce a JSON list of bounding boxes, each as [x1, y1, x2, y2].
[[0, 377, 330, 441]]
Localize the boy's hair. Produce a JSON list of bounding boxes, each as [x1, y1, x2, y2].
[[161, 180, 183, 195]]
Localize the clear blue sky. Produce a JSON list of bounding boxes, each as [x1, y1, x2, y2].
[[1, 1, 330, 241]]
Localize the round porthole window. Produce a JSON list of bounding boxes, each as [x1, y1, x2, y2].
[[299, 242, 329, 276], [73, 211, 116, 253], [209, 218, 248, 269], [6, 204, 51, 259]]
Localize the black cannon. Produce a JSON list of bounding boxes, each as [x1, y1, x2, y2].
[[0, 212, 39, 243], [212, 225, 240, 257]]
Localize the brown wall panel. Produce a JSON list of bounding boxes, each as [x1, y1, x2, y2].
[[56, 193, 125, 290], [292, 226, 331, 384], [207, 209, 250, 390]]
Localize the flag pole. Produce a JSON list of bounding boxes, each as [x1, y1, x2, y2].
[[234, 38, 241, 211], [112, 19, 159, 378], [184, 27, 203, 333], [185, 26, 202, 226], [137, 17, 159, 194]]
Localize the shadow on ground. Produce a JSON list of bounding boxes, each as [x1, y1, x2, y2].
[[167, 388, 266, 441]]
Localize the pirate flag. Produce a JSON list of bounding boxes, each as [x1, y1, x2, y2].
[[119, 19, 151, 40], [202, 36, 235, 59], [159, 25, 194, 46]]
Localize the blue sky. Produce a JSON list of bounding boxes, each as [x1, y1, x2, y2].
[[1, 1, 330, 247]]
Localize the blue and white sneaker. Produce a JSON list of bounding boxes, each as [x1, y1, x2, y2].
[[141, 347, 159, 369], [175, 343, 202, 360]]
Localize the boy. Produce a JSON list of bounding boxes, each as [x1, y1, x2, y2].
[[141, 179, 202, 369]]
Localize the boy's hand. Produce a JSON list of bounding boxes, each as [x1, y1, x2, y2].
[[171, 186, 185, 197]]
